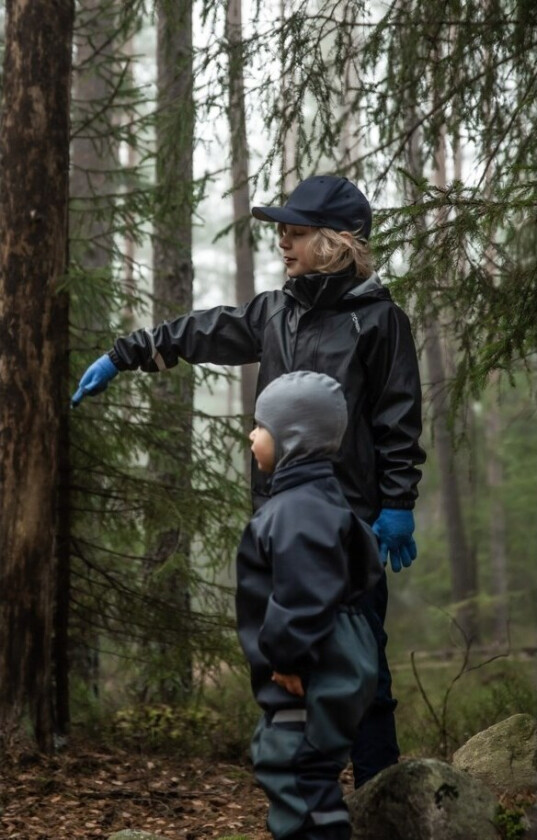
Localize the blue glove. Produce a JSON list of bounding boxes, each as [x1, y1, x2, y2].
[[71, 354, 118, 407], [372, 509, 417, 573]]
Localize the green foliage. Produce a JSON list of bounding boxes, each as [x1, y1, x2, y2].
[[69, 329, 249, 703], [494, 804, 527, 840], [385, 367, 537, 657], [67, 0, 250, 713], [394, 656, 537, 759], [213, 0, 537, 394], [113, 703, 216, 753], [86, 668, 259, 760]]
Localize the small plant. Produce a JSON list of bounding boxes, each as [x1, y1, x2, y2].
[[398, 608, 537, 759], [112, 702, 218, 754], [494, 804, 526, 840]]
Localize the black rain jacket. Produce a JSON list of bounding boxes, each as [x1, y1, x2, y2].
[[235, 459, 382, 709], [110, 270, 426, 521]]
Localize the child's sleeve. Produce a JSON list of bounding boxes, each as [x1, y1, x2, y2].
[[109, 292, 274, 372], [257, 501, 349, 675]]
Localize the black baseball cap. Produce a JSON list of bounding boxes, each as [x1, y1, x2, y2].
[[251, 175, 372, 239]]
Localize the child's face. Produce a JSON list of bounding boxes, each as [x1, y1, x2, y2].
[[249, 425, 276, 473], [278, 224, 318, 276]]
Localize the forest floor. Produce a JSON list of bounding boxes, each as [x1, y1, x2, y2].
[[0, 741, 355, 840]]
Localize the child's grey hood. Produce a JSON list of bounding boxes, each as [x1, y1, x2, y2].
[[254, 371, 348, 471]]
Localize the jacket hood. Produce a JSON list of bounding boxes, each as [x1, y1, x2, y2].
[[343, 272, 392, 301], [254, 371, 348, 471]]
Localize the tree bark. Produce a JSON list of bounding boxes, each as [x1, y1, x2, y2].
[[280, 0, 298, 194], [0, 0, 74, 752], [64, 0, 120, 729], [150, 0, 194, 701], [429, 127, 479, 643], [404, 97, 478, 642], [486, 377, 508, 644], [226, 0, 257, 457], [122, 33, 137, 328], [337, 3, 361, 173], [71, 0, 118, 288], [423, 322, 478, 641]]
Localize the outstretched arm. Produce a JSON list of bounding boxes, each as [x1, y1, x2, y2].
[[71, 293, 273, 406]]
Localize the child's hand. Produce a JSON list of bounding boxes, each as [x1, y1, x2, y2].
[[271, 671, 304, 697]]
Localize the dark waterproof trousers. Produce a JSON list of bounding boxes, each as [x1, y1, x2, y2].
[[251, 611, 377, 840], [350, 573, 400, 787]]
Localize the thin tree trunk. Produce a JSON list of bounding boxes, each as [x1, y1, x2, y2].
[[66, 0, 119, 722], [71, 0, 118, 285], [226, 0, 257, 473], [121, 33, 137, 328], [405, 99, 478, 642], [424, 322, 478, 641], [430, 127, 478, 642], [450, 126, 479, 589], [280, 0, 298, 193], [150, 0, 194, 701], [0, 0, 74, 753], [54, 405, 71, 738], [337, 4, 361, 173], [486, 380, 508, 643], [428, 149, 478, 639], [479, 37, 509, 642]]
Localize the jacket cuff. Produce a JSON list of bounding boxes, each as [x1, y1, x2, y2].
[[380, 498, 415, 510], [108, 348, 129, 371]]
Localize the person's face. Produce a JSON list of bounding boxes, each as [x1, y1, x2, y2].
[[249, 425, 276, 473], [278, 224, 318, 276]]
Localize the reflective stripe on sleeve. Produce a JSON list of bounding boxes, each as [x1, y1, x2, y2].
[[144, 328, 167, 371]]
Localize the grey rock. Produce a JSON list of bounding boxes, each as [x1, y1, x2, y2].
[[452, 713, 537, 795], [108, 832, 166, 840], [346, 758, 498, 840]]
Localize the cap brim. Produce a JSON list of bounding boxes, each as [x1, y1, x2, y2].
[[251, 206, 319, 226]]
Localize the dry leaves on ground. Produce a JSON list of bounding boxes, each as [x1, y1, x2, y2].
[[0, 744, 278, 840]]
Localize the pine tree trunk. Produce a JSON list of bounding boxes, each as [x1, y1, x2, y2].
[[150, 0, 194, 701], [54, 406, 71, 738], [486, 374, 508, 645], [280, 0, 298, 193], [122, 34, 137, 328], [405, 103, 478, 643], [0, 0, 74, 752], [65, 0, 120, 726], [71, 0, 118, 284], [226, 0, 257, 456], [424, 323, 478, 641], [429, 129, 478, 643], [337, 3, 361, 173]]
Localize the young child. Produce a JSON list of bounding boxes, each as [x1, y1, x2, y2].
[[72, 174, 426, 785], [236, 370, 381, 840]]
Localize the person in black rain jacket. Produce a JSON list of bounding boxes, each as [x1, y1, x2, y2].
[[237, 370, 381, 840], [71, 175, 426, 786]]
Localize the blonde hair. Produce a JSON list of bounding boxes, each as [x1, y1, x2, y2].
[[278, 224, 374, 278]]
